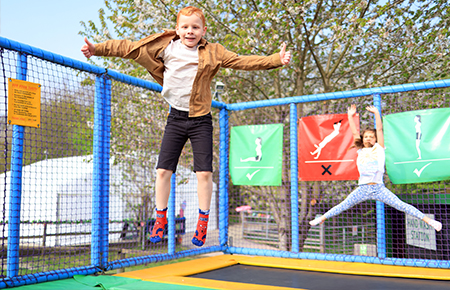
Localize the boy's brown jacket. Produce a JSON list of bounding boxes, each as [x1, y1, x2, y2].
[[94, 29, 283, 117]]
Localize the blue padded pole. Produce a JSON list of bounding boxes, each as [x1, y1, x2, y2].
[[290, 103, 299, 252], [7, 52, 27, 278], [101, 77, 112, 266], [373, 94, 386, 258], [224, 109, 230, 246], [168, 173, 176, 254], [219, 108, 229, 246], [91, 75, 105, 268]]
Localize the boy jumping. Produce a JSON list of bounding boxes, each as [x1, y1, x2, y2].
[[81, 6, 291, 246]]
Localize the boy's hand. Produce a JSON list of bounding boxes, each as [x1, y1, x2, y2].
[[279, 42, 291, 65], [81, 37, 95, 59]]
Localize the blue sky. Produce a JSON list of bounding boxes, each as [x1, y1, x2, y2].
[[1, 0, 107, 63]]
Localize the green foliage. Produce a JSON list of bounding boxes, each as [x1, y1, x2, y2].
[[79, 0, 450, 251], [79, 0, 450, 103]]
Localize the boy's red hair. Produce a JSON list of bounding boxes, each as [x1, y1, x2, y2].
[[177, 6, 206, 27]]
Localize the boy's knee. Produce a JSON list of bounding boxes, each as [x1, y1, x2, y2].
[[157, 168, 173, 180], [196, 171, 212, 181]]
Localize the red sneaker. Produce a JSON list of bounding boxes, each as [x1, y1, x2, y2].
[[192, 213, 209, 247]]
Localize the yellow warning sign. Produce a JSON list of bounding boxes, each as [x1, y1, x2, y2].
[[8, 78, 41, 128]]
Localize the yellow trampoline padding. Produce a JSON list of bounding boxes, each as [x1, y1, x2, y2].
[[114, 254, 304, 290], [114, 254, 450, 290], [115, 254, 239, 279]]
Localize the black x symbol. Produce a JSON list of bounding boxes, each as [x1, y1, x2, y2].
[[321, 165, 332, 175]]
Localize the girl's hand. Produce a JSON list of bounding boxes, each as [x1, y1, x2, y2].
[[366, 105, 379, 115], [347, 104, 357, 117]]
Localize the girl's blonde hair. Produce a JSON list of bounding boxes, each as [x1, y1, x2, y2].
[[177, 6, 206, 27]]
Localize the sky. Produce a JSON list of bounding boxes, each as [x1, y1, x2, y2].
[[1, 0, 107, 63]]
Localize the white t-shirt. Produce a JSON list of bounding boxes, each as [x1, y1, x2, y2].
[[356, 143, 385, 185], [159, 39, 199, 111]]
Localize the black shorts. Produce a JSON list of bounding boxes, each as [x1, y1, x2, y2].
[[156, 107, 213, 173]]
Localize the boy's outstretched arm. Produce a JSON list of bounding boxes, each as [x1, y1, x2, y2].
[[279, 42, 291, 65], [221, 41, 289, 71], [81, 37, 95, 59]]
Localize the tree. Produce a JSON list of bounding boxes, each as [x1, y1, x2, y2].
[[80, 0, 450, 250]]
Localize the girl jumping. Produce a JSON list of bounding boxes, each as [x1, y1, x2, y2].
[[309, 105, 442, 232]]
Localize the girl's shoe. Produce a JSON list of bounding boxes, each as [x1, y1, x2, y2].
[[428, 220, 442, 232], [309, 216, 324, 226]]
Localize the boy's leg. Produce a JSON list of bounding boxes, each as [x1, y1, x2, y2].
[[192, 171, 213, 246], [155, 168, 173, 209], [150, 108, 189, 243], [196, 171, 213, 210], [149, 169, 173, 243], [188, 113, 213, 247]]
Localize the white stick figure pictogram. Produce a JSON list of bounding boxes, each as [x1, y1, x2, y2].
[[240, 137, 262, 162], [310, 120, 342, 159], [414, 115, 422, 160]]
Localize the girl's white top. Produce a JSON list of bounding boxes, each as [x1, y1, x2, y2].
[[159, 39, 199, 111], [356, 143, 385, 185]]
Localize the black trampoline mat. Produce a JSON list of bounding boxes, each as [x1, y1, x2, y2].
[[189, 264, 450, 290]]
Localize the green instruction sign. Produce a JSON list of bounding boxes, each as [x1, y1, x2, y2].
[[230, 124, 283, 186], [384, 108, 450, 184]]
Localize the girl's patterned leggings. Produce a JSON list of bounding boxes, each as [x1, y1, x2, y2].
[[323, 184, 425, 220]]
